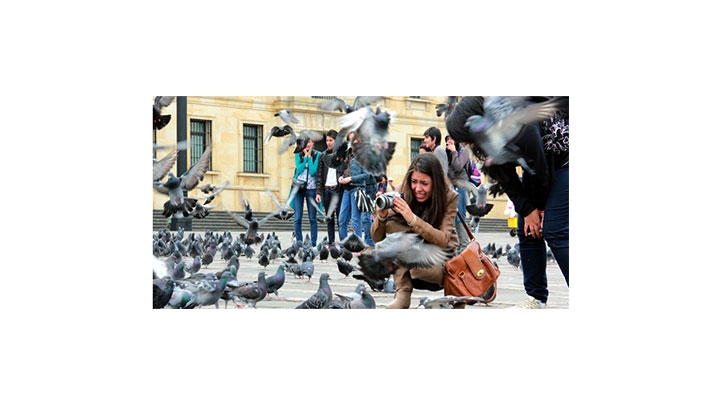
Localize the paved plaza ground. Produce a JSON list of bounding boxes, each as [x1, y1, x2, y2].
[[154, 229, 569, 309]]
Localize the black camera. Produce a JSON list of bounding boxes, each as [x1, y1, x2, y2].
[[375, 191, 403, 210]]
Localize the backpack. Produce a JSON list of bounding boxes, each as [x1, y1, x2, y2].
[[466, 158, 481, 186]]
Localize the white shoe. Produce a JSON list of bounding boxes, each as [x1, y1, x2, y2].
[[511, 296, 546, 309]]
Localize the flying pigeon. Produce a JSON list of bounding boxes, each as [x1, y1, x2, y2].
[[435, 96, 459, 119], [464, 96, 568, 175], [224, 207, 275, 245], [319, 96, 382, 114], [274, 109, 300, 124], [340, 233, 366, 253], [336, 106, 395, 176], [153, 146, 217, 217], [336, 260, 357, 278], [153, 150, 179, 182], [153, 96, 175, 130], [295, 273, 333, 309]]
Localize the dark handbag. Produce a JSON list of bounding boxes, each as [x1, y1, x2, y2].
[[355, 188, 374, 213], [443, 213, 500, 304]]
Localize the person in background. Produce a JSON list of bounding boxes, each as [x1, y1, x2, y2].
[[423, 126, 448, 173], [370, 152, 459, 309], [292, 138, 320, 246], [338, 135, 375, 248], [315, 130, 341, 244], [387, 176, 396, 191], [444, 134, 472, 252]]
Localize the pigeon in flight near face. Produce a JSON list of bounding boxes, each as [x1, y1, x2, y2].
[[464, 96, 568, 175], [295, 273, 333, 309], [274, 109, 300, 124], [153, 96, 176, 130], [436, 96, 459, 119]]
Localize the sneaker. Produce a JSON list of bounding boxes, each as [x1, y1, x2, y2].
[[512, 296, 546, 309]]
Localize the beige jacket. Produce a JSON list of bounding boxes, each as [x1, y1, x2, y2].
[[371, 186, 459, 250]]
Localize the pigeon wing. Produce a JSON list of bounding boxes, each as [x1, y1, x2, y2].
[[180, 145, 212, 191]]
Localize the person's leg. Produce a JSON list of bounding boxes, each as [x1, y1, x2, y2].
[[293, 189, 305, 242], [542, 165, 569, 285], [307, 189, 318, 246], [338, 190, 350, 242], [350, 189, 362, 236], [324, 189, 336, 244], [454, 186, 470, 253], [362, 211, 375, 247], [518, 214, 549, 304], [387, 265, 413, 309]]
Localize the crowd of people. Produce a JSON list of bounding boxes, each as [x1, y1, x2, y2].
[[290, 96, 569, 309]]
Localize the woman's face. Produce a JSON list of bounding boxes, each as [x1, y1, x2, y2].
[[410, 171, 432, 203]]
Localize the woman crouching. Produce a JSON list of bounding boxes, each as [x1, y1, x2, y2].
[[370, 153, 459, 308]]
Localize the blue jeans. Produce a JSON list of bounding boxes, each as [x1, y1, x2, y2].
[[517, 165, 569, 303], [322, 188, 340, 244], [362, 211, 375, 247], [293, 188, 318, 246], [338, 189, 352, 242]]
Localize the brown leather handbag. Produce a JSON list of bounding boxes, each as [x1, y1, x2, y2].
[[443, 213, 501, 304]]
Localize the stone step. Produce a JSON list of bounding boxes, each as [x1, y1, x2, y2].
[[152, 210, 514, 235]]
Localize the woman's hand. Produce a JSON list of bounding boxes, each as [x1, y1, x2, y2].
[[524, 209, 544, 239], [392, 196, 415, 224], [315, 194, 321, 204]]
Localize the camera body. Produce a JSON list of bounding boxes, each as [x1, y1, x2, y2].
[[375, 191, 403, 210]]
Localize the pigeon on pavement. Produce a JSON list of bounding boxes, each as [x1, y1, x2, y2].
[[295, 273, 332, 309]]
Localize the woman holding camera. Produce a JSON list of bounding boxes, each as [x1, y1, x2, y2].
[[370, 152, 459, 309]]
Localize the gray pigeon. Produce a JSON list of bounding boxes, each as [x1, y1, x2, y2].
[[295, 273, 333, 309], [340, 233, 366, 253], [153, 146, 216, 217], [464, 96, 567, 175], [299, 256, 315, 282], [153, 149, 179, 182], [153, 96, 175, 130], [417, 295, 489, 309], [274, 109, 300, 124], [192, 271, 233, 309], [368, 232, 453, 269], [167, 285, 195, 309], [336, 105, 395, 176], [265, 263, 287, 299], [319, 96, 382, 114], [436, 96, 459, 119], [329, 283, 376, 309], [153, 276, 175, 308], [229, 271, 268, 309]]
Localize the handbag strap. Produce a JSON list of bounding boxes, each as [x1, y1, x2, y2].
[[456, 212, 475, 241]]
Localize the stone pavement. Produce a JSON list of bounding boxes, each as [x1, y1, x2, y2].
[[154, 229, 569, 309]]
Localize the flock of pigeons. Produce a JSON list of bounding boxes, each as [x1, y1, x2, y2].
[[152, 225, 400, 309], [152, 96, 567, 309]]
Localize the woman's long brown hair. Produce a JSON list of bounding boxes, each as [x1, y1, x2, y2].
[[398, 152, 452, 228]]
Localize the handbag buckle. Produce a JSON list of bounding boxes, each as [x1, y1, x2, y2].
[[476, 268, 485, 278]]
